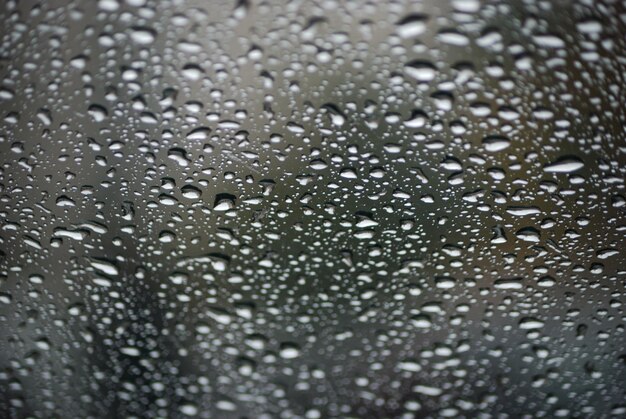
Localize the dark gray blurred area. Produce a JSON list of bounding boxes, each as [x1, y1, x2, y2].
[[1, 0, 625, 417]]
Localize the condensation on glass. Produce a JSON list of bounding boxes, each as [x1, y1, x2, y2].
[[1, 0, 625, 417]]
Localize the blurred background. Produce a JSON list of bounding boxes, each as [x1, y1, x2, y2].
[[1, 0, 625, 417]]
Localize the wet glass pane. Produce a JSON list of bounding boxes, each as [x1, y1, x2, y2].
[[1, 0, 625, 417]]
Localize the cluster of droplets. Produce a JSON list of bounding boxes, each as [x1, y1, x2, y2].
[[0, 0, 625, 417]]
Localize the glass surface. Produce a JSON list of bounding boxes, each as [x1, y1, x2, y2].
[[1, 0, 625, 417]]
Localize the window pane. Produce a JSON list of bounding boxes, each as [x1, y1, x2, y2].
[[1, 0, 625, 417]]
